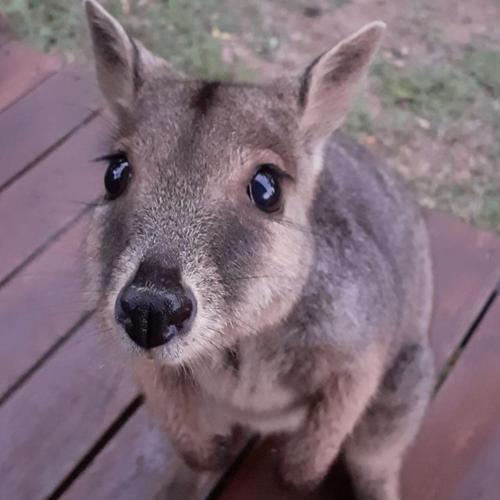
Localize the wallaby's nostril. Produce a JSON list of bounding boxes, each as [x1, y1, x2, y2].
[[164, 290, 194, 326], [116, 283, 196, 350]]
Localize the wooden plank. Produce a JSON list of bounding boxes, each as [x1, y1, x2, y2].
[[212, 214, 500, 499], [0, 217, 89, 400], [0, 66, 99, 190], [0, 318, 136, 499], [426, 211, 500, 369], [64, 408, 176, 500], [0, 117, 107, 285], [65, 407, 232, 500], [0, 40, 60, 112], [402, 297, 500, 500], [452, 419, 500, 500]]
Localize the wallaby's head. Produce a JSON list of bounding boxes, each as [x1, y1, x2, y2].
[[84, 0, 384, 366]]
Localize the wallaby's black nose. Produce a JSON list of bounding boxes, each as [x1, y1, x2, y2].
[[116, 267, 195, 349]]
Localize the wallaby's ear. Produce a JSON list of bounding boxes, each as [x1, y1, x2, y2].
[[298, 21, 385, 147], [84, 0, 139, 115]]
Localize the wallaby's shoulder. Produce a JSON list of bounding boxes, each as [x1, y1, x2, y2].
[[315, 132, 423, 259]]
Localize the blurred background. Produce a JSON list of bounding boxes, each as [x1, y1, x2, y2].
[[3, 0, 500, 234]]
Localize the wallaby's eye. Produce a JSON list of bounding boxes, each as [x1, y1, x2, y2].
[[104, 153, 132, 200], [247, 164, 282, 213]]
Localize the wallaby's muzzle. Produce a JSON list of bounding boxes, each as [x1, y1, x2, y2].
[[115, 261, 196, 349]]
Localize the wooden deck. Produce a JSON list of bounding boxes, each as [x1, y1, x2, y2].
[[1, 32, 500, 500]]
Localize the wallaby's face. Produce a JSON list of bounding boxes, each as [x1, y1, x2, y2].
[[90, 79, 314, 365], [84, 0, 383, 366]]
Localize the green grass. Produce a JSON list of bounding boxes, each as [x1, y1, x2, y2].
[[344, 46, 500, 233], [3, 0, 242, 78], [3, 0, 82, 53], [106, 0, 240, 78], [344, 94, 374, 136], [462, 45, 500, 98], [329, 0, 351, 7], [373, 59, 478, 130], [370, 45, 500, 134]]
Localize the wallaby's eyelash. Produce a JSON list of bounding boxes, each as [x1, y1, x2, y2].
[[93, 152, 127, 164], [277, 169, 295, 182], [259, 163, 294, 182]]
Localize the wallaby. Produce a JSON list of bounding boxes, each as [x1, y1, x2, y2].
[[84, 1, 434, 499]]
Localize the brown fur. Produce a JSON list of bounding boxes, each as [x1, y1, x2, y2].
[[84, 2, 434, 499]]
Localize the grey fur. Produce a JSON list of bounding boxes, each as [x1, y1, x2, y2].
[[84, 3, 434, 499]]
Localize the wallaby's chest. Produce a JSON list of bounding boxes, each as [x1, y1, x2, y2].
[[196, 340, 307, 433]]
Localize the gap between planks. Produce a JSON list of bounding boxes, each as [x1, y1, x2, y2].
[[0, 204, 95, 290], [0, 114, 109, 289], [0, 311, 94, 407], [47, 395, 144, 500], [0, 40, 60, 114], [0, 66, 101, 192], [0, 110, 99, 194], [435, 284, 499, 392]]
